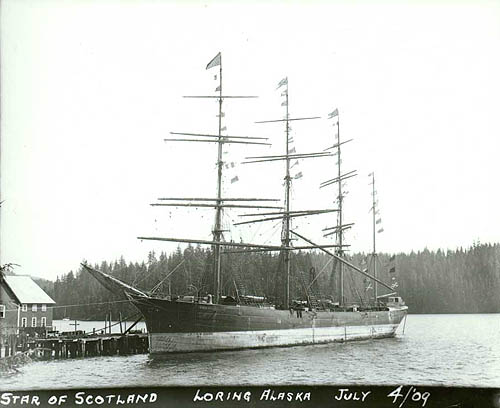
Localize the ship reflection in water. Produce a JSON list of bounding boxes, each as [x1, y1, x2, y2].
[[2, 314, 498, 390]]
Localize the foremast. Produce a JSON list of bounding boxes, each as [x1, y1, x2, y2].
[[213, 53, 224, 304], [139, 52, 283, 304]]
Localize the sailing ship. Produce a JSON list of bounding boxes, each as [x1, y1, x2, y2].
[[84, 52, 408, 353]]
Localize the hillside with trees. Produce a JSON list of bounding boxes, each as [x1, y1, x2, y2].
[[35, 242, 500, 320]]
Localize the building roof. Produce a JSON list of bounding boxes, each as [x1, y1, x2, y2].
[[2, 275, 56, 304]]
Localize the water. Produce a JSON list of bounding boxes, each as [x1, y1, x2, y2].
[[2, 314, 499, 390]]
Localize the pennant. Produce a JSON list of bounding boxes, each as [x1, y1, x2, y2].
[[214, 75, 218, 80], [231, 176, 239, 184], [376, 218, 382, 224], [281, 101, 288, 106], [206, 52, 221, 70], [368, 172, 373, 177], [377, 228, 384, 233], [294, 172, 303, 179], [217, 112, 225, 118], [276, 77, 288, 90], [389, 266, 396, 274], [291, 160, 299, 169], [215, 86, 221, 92], [288, 137, 294, 143], [221, 126, 227, 131], [281, 91, 287, 96], [289, 147, 296, 154], [328, 109, 339, 119]]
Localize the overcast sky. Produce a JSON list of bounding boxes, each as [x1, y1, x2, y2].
[[1, 0, 500, 281]]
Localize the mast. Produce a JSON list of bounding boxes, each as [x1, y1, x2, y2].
[[248, 77, 326, 308], [336, 116, 344, 306], [371, 172, 378, 301], [321, 109, 357, 307], [283, 79, 291, 309], [213, 54, 223, 304]]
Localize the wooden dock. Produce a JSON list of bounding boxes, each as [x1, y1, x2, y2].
[[1, 333, 148, 360]]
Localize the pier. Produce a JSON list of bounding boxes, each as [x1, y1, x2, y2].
[[1, 332, 148, 360]]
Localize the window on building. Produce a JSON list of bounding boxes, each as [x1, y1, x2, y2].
[[41, 304, 47, 312], [0, 305, 5, 318], [41, 317, 47, 327], [32, 304, 38, 312], [31, 317, 37, 327], [21, 317, 27, 327], [22, 304, 27, 312]]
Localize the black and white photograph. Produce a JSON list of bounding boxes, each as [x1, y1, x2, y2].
[[1, 0, 499, 406]]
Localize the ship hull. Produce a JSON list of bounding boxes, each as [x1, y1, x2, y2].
[[131, 296, 407, 353]]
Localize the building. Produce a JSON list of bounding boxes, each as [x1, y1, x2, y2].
[[0, 274, 56, 341]]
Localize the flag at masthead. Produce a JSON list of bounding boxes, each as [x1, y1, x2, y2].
[[206, 52, 221, 70]]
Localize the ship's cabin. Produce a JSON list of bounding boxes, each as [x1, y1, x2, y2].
[[385, 296, 405, 307]]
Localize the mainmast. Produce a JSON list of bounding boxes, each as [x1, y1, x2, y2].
[[283, 79, 291, 309], [245, 77, 334, 308]]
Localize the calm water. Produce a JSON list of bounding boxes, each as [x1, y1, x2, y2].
[[2, 314, 499, 390]]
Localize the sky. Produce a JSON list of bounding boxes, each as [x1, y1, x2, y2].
[[1, 0, 500, 281]]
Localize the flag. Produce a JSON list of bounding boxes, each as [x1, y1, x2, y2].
[[376, 218, 382, 224], [288, 137, 294, 143], [368, 172, 373, 177], [328, 109, 339, 119], [281, 101, 288, 106], [276, 77, 288, 89], [206, 52, 221, 70], [217, 112, 225, 118], [289, 147, 296, 154], [221, 126, 227, 131], [231, 176, 239, 184], [389, 266, 396, 274], [215, 86, 221, 92], [377, 228, 384, 233], [294, 172, 303, 179]]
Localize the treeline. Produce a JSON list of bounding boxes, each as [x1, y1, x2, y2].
[[34, 242, 500, 319]]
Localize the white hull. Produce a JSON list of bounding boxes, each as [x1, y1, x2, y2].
[[149, 323, 400, 353]]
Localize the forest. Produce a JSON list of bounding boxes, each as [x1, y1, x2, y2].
[[31, 242, 500, 320]]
